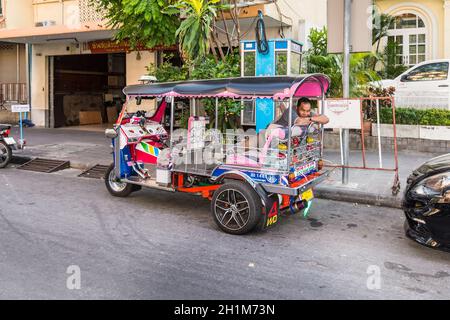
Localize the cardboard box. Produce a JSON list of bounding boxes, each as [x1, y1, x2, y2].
[[79, 111, 102, 125], [106, 107, 118, 124]]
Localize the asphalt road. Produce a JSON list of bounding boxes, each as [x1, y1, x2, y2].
[[0, 166, 449, 300]]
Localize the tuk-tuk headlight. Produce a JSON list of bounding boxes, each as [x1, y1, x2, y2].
[[411, 173, 450, 198]]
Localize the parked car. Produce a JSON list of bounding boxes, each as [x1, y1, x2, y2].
[[372, 59, 450, 109], [403, 153, 450, 251]]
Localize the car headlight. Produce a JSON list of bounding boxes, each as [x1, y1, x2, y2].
[[411, 172, 450, 198]]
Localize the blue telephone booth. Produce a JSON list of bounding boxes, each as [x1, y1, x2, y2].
[[240, 39, 303, 133]]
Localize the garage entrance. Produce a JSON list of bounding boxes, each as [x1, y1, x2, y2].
[[49, 53, 126, 128]]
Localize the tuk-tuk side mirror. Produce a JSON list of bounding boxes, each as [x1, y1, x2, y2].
[[136, 97, 142, 105]]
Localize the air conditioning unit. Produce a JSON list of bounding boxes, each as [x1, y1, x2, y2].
[[35, 20, 56, 27]]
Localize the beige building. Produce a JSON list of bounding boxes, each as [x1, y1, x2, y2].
[[0, 0, 158, 127], [376, 0, 450, 65], [0, 0, 326, 128]]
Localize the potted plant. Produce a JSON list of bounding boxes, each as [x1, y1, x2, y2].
[[362, 86, 395, 135]]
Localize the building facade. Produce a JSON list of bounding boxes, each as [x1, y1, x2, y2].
[[375, 0, 450, 66], [0, 0, 326, 128]]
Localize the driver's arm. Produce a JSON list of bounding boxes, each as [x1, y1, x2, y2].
[[294, 114, 329, 126], [311, 114, 329, 125]]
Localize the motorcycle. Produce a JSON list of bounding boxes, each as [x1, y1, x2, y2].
[[0, 124, 18, 168]]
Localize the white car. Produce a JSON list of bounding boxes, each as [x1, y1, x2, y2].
[[371, 59, 450, 110]]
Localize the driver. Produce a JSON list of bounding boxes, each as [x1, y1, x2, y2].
[[266, 97, 329, 136], [294, 97, 329, 127]]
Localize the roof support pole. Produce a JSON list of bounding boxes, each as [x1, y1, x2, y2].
[[287, 96, 293, 174], [170, 97, 175, 150], [215, 97, 219, 130]]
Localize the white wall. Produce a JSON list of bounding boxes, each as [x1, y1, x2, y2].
[[5, 0, 34, 29], [265, 0, 327, 46], [0, 44, 27, 83], [126, 51, 156, 85]]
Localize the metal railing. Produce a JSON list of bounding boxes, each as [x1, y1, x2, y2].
[[323, 97, 401, 195]]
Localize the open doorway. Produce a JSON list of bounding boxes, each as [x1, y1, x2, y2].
[[50, 53, 126, 128]]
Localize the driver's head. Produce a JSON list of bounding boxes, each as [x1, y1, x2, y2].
[[296, 97, 312, 118]]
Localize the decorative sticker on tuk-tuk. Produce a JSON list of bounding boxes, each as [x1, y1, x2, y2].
[[264, 197, 279, 229], [242, 171, 280, 185], [211, 168, 280, 185], [293, 162, 316, 177], [136, 141, 160, 157]]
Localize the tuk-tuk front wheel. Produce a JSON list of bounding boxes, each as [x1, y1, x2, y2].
[[105, 164, 136, 197], [0, 141, 12, 168], [211, 181, 262, 235]]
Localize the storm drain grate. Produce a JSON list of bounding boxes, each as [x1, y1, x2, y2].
[[78, 164, 109, 179], [11, 156, 32, 165], [17, 158, 70, 173]]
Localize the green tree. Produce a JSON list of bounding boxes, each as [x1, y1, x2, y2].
[[380, 40, 408, 79], [167, 0, 228, 63], [307, 26, 327, 56], [305, 28, 380, 97], [372, 12, 395, 54], [147, 52, 241, 130], [93, 0, 180, 49]]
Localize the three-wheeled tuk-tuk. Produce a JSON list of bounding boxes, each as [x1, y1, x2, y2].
[[105, 75, 331, 234]]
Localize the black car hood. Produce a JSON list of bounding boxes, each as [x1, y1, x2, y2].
[[414, 153, 450, 176]]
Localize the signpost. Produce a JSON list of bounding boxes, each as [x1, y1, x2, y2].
[[11, 104, 30, 149], [327, 0, 373, 185]]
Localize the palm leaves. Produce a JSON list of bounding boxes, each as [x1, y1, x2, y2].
[[306, 28, 380, 98], [166, 0, 226, 62]]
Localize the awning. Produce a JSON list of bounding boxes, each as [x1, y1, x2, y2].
[[123, 75, 330, 99], [0, 22, 115, 44]]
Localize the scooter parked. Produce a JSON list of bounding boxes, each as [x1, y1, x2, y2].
[[0, 124, 18, 168]]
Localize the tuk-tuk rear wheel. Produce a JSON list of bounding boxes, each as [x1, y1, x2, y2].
[[211, 181, 262, 235]]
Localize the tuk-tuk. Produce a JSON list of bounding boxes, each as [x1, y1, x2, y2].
[[104, 75, 331, 234]]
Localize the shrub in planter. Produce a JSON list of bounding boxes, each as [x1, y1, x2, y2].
[[379, 108, 450, 126], [420, 109, 450, 126]]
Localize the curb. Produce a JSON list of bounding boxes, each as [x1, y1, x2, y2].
[[314, 186, 402, 209]]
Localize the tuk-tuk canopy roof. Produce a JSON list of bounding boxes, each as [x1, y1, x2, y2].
[[123, 74, 330, 99]]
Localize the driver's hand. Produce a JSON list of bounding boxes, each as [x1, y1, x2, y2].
[[294, 117, 311, 126]]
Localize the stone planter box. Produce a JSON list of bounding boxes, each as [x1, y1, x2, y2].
[[372, 123, 450, 141], [371, 123, 419, 139], [420, 126, 450, 141]]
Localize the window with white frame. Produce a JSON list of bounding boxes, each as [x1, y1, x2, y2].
[[387, 13, 427, 66]]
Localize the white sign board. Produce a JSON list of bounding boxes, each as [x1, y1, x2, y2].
[[323, 99, 362, 129], [11, 104, 30, 113]]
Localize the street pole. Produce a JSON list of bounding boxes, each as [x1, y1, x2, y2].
[[342, 0, 351, 185]]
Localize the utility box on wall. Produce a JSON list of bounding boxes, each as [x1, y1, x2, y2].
[[240, 39, 303, 132]]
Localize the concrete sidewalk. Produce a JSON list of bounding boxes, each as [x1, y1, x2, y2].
[[9, 126, 443, 209]]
